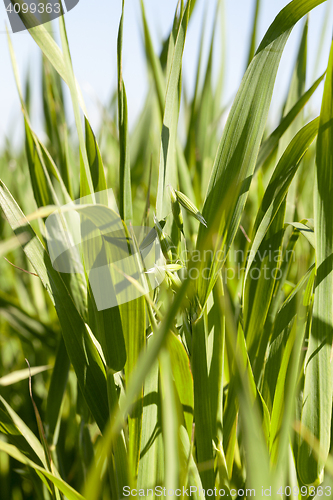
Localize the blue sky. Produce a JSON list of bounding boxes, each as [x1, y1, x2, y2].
[[0, 0, 332, 149]]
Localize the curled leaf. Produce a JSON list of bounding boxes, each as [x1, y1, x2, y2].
[[174, 189, 207, 227]]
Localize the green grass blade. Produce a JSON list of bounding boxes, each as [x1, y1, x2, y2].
[[7, 30, 72, 206], [279, 18, 308, 222], [159, 347, 180, 491], [140, 0, 166, 115], [184, 3, 207, 172], [59, 16, 94, 198], [286, 220, 315, 248], [85, 117, 107, 197], [210, 277, 225, 444], [42, 56, 73, 197], [195, 3, 219, 200], [24, 119, 54, 208], [246, 0, 261, 67], [312, 0, 332, 79], [166, 332, 194, 439], [121, 296, 146, 479], [0, 366, 50, 387], [139, 1, 196, 211], [298, 38, 333, 485], [10, 1, 87, 113], [137, 349, 164, 494], [192, 312, 215, 490], [117, 0, 132, 222], [46, 337, 70, 441], [156, 1, 191, 219]]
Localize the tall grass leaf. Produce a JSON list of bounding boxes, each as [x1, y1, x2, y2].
[[59, 15, 94, 198], [213, 0, 226, 122], [166, 332, 194, 439], [25, 360, 56, 498], [139, 1, 196, 209], [140, 0, 165, 116], [85, 117, 107, 198], [159, 347, 180, 491], [257, 227, 305, 391], [279, 19, 308, 222], [177, 145, 196, 206], [156, 1, 191, 219], [184, 3, 207, 173], [42, 56, 72, 197], [80, 222, 127, 374], [8, 31, 73, 207], [24, 120, 54, 208], [106, 371, 129, 495], [38, 137, 73, 205], [10, 1, 87, 113], [209, 278, 225, 444], [137, 350, 164, 494], [270, 318, 300, 465], [195, 0, 327, 309], [192, 312, 215, 490], [195, 3, 219, 200], [179, 426, 203, 499], [286, 220, 315, 248], [246, 0, 261, 67], [0, 365, 50, 387], [24, 122, 88, 318], [117, 0, 132, 222], [223, 318, 271, 451], [189, 0, 198, 19], [298, 38, 333, 485], [120, 294, 145, 479], [312, 0, 332, 80], [46, 337, 70, 441]]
